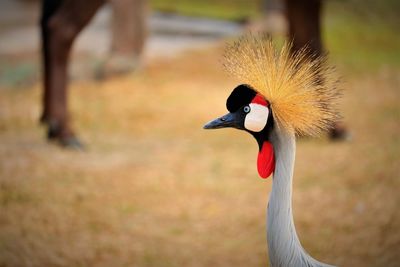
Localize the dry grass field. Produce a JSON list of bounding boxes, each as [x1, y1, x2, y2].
[[1, 1, 400, 266], [0, 45, 399, 267]]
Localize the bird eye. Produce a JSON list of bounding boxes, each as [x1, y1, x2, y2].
[[243, 105, 251, 113]]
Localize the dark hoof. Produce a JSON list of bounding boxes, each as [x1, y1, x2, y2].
[[46, 126, 85, 150], [47, 125, 59, 140], [328, 121, 351, 142], [59, 136, 85, 150], [329, 127, 351, 141]]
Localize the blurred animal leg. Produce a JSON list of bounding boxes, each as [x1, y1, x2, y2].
[[40, 0, 105, 148], [285, 0, 348, 140], [40, 0, 62, 125], [99, 0, 148, 78], [285, 0, 322, 58]]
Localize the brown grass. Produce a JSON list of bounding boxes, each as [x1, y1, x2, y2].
[[0, 46, 399, 267]]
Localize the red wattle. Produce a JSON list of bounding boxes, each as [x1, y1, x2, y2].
[[257, 141, 275, 179]]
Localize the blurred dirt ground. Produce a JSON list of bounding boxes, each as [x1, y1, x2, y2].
[[0, 46, 399, 267]]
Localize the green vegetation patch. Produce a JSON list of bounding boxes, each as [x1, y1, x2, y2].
[[325, 0, 400, 72], [150, 0, 261, 21]]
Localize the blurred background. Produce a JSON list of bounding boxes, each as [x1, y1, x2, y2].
[[0, 0, 399, 266]]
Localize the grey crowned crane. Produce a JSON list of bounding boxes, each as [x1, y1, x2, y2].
[[204, 35, 339, 267]]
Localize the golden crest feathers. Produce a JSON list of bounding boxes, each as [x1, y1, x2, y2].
[[223, 34, 341, 136]]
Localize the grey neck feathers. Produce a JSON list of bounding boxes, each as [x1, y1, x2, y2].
[[267, 126, 335, 267]]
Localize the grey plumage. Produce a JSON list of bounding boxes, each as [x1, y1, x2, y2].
[[267, 125, 335, 267]]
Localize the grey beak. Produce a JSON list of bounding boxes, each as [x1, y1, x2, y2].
[[203, 112, 240, 129]]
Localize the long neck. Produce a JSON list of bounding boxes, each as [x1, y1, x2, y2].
[[267, 127, 334, 267]]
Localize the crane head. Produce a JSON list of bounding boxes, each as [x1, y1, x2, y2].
[[204, 84, 275, 179], [203, 34, 340, 179]]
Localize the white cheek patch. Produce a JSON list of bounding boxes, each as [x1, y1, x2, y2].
[[244, 103, 269, 132]]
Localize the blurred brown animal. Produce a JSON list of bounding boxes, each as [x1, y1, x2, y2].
[[284, 0, 348, 139], [40, 0, 147, 148]]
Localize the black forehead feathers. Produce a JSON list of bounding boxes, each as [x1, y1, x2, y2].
[[226, 84, 257, 112]]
